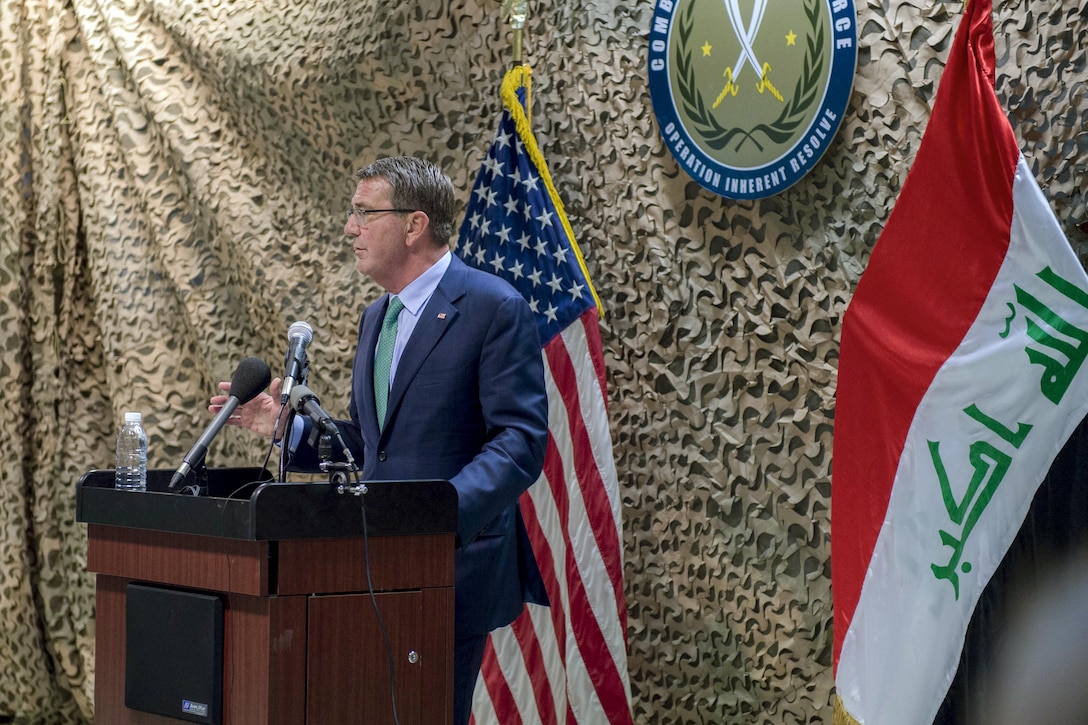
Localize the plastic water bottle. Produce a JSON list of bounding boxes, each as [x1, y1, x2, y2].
[[115, 411, 148, 491]]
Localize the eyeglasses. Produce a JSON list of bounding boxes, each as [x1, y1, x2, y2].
[[346, 208, 416, 225]]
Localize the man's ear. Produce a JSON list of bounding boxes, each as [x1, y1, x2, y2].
[[403, 210, 431, 247]]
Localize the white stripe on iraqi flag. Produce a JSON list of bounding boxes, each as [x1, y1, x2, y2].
[[832, 1, 1088, 724]]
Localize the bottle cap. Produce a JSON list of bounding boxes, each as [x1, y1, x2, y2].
[[124, 411, 142, 424]]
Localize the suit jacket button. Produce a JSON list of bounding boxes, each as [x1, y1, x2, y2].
[[377, 451, 387, 462]]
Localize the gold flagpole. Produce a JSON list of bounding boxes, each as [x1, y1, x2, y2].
[[502, 0, 529, 64]]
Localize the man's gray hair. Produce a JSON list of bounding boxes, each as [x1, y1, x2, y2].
[[356, 156, 456, 246]]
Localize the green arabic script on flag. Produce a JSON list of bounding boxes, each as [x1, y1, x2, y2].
[[926, 265, 1088, 599]]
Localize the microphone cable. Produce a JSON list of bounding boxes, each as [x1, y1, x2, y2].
[[355, 471, 402, 725]]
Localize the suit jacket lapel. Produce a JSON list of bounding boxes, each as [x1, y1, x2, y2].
[[383, 258, 468, 431], [359, 294, 387, 442]]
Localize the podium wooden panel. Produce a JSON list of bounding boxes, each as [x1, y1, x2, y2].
[[77, 469, 457, 725]]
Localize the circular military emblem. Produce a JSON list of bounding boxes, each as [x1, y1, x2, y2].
[[648, 0, 857, 200]]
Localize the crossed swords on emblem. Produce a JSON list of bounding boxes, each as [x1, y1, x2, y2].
[[713, 0, 784, 108]]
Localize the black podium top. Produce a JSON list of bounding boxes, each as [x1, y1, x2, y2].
[[76, 468, 458, 541]]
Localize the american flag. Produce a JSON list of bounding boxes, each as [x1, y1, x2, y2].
[[457, 64, 633, 725]]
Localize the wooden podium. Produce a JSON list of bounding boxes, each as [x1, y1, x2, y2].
[[77, 469, 457, 725]]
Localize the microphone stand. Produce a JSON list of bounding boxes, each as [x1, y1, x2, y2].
[[312, 429, 364, 496], [286, 385, 363, 494], [176, 463, 209, 496], [277, 407, 295, 483], [277, 356, 308, 483]]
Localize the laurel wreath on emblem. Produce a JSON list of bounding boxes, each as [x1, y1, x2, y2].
[[675, 0, 825, 153]]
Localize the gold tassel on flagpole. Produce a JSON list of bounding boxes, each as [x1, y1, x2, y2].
[[833, 695, 863, 725]]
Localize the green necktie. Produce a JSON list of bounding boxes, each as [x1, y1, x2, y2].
[[373, 296, 404, 432]]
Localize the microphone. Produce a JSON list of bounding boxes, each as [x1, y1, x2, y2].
[[290, 384, 357, 469], [169, 356, 272, 491], [289, 384, 340, 436], [281, 321, 314, 404]]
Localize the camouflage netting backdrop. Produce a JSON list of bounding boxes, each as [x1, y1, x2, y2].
[[1, 0, 1085, 722]]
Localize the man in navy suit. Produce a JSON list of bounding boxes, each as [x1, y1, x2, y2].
[[213, 156, 549, 724]]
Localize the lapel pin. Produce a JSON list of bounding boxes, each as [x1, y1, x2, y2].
[[438, 313, 447, 319]]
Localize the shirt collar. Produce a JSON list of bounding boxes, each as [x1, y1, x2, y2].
[[395, 250, 451, 316]]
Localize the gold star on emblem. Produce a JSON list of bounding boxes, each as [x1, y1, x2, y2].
[[701, 41, 712, 57], [786, 30, 797, 46]]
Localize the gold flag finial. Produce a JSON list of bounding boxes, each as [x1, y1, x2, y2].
[[502, 0, 529, 63]]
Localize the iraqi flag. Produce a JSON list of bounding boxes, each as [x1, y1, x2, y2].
[[832, 1, 1088, 724]]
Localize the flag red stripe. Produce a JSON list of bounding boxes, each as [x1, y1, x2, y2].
[[518, 456, 573, 716], [579, 307, 610, 400], [831, 0, 1020, 670], [545, 318, 627, 621], [511, 607, 560, 725], [530, 437, 571, 661], [530, 429, 630, 723], [539, 337, 635, 718], [561, 540, 631, 721], [480, 639, 524, 725], [476, 487, 567, 724], [517, 476, 570, 653]]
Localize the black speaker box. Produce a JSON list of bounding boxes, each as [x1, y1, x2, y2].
[[125, 583, 223, 723]]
